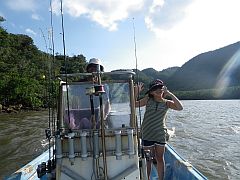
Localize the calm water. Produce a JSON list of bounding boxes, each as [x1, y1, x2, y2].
[[0, 100, 240, 179]]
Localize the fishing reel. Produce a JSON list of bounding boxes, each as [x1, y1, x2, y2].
[[37, 159, 55, 178], [86, 85, 105, 96], [144, 149, 155, 162], [45, 128, 51, 140]]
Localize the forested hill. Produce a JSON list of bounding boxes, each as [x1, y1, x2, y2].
[[0, 19, 88, 110], [136, 42, 240, 99], [166, 42, 240, 91]]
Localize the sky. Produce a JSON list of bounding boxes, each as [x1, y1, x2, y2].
[[1, 0, 240, 72]]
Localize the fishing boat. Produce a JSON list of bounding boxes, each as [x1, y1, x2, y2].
[[7, 70, 207, 180]]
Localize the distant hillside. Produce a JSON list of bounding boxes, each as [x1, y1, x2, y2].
[[138, 42, 240, 92], [166, 42, 240, 90], [142, 67, 179, 83]]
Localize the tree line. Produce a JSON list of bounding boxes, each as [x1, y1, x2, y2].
[[0, 19, 88, 110]]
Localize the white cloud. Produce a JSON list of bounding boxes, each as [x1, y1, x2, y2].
[[52, 0, 144, 31], [145, 0, 193, 33], [137, 0, 240, 70], [50, 0, 193, 32], [25, 28, 37, 36]]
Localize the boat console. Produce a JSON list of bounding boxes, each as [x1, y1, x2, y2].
[[53, 70, 143, 180]]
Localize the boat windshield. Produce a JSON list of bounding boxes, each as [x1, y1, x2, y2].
[[61, 81, 132, 129]]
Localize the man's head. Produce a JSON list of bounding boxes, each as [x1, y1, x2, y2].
[[86, 58, 104, 73]]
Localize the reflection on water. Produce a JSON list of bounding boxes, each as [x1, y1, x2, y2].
[[0, 100, 240, 180]]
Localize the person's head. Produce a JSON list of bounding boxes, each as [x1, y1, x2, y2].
[[86, 58, 104, 73], [145, 79, 164, 98]]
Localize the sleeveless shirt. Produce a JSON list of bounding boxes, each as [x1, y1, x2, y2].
[[142, 98, 169, 143]]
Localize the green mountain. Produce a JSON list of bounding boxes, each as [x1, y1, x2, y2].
[[136, 42, 240, 99], [139, 42, 240, 92], [167, 42, 240, 91], [142, 67, 179, 82], [133, 67, 179, 88]]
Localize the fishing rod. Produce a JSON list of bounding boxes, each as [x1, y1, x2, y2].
[[60, 0, 71, 130], [37, 1, 68, 177], [132, 18, 148, 179], [39, 27, 53, 163], [49, 0, 55, 133], [45, 0, 56, 164], [39, 28, 51, 131], [132, 17, 142, 140], [39, 28, 48, 53], [47, 0, 60, 172], [132, 18, 142, 113], [36, 0, 57, 175]]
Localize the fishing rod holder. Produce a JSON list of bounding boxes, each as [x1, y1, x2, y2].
[[114, 130, 122, 160], [80, 131, 88, 160], [68, 132, 75, 165], [93, 130, 100, 159], [55, 134, 63, 163], [127, 129, 135, 158]]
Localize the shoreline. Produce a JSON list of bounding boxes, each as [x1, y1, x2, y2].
[[0, 104, 48, 114]]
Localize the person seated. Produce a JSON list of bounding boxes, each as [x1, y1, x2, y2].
[[65, 58, 111, 130]]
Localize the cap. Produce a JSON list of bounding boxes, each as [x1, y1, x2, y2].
[[86, 58, 104, 72], [145, 79, 164, 94]]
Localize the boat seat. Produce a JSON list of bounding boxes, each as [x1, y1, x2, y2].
[[107, 111, 130, 128]]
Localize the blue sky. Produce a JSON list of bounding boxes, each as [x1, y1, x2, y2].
[[1, 0, 240, 72]]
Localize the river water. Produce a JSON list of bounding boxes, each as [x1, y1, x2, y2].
[[0, 100, 240, 179], [0, 111, 50, 179]]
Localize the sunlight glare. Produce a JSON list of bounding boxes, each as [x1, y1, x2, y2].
[[214, 48, 240, 97]]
